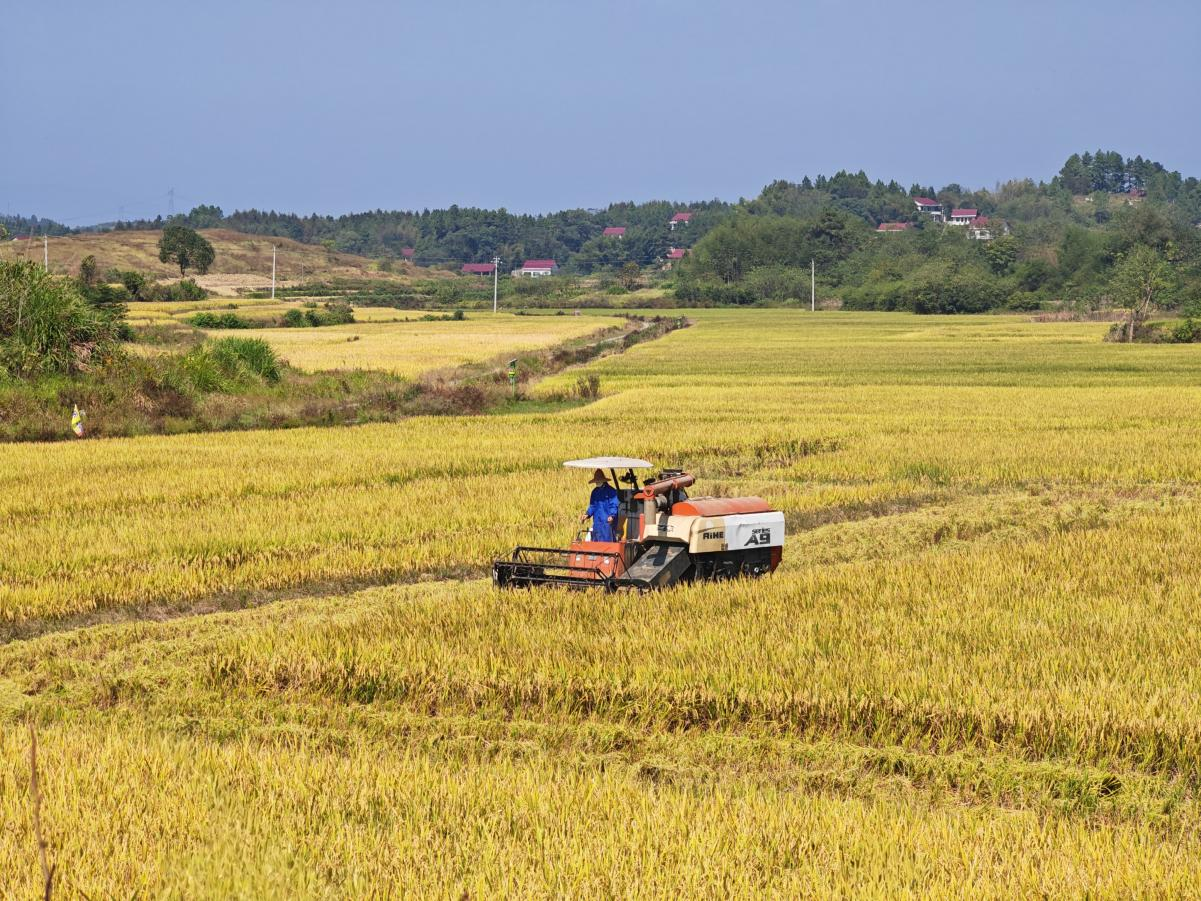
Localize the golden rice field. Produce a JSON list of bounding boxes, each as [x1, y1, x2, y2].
[[125, 298, 626, 376], [206, 313, 626, 376], [3, 310, 1201, 896], [124, 298, 416, 326]]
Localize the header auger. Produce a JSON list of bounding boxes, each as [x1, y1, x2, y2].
[[493, 457, 784, 591]]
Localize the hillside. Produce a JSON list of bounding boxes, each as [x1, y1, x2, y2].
[[0, 228, 444, 292]]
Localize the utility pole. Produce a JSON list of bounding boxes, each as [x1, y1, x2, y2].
[[811, 259, 816, 312], [492, 256, 501, 313], [271, 245, 277, 300], [167, 187, 175, 217]]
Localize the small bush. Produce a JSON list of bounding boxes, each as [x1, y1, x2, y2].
[[320, 301, 355, 325], [0, 260, 117, 376], [189, 312, 256, 329], [175, 346, 230, 392], [209, 337, 281, 382], [172, 337, 282, 392], [145, 279, 208, 302], [575, 373, 601, 400], [281, 301, 355, 328], [112, 270, 148, 300], [1170, 319, 1201, 343]]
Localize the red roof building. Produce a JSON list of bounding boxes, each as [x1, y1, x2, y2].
[[967, 216, 995, 240], [517, 259, 559, 277], [666, 248, 686, 260], [913, 198, 944, 222], [461, 263, 496, 275], [669, 212, 692, 229], [876, 222, 913, 232], [949, 208, 978, 224], [602, 226, 626, 237], [400, 247, 415, 259]]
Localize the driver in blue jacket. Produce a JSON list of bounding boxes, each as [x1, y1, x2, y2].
[[580, 468, 619, 542]]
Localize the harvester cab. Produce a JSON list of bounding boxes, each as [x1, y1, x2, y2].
[[493, 457, 784, 591]]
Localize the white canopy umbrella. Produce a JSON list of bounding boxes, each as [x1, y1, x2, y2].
[[563, 457, 654, 470]]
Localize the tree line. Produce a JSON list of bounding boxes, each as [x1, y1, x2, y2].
[[108, 201, 730, 271]]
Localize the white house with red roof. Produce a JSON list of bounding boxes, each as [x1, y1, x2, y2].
[[400, 247, 415, 261], [662, 247, 687, 270], [669, 212, 692, 230], [876, 222, 913, 233], [949, 208, 978, 225], [515, 259, 559, 278], [967, 217, 996, 240], [461, 262, 496, 276], [602, 226, 626, 238], [913, 198, 943, 221]]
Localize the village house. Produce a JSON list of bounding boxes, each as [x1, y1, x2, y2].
[[949, 208, 978, 226], [669, 212, 692, 230], [400, 247, 415, 261], [602, 226, 626, 238], [461, 263, 496, 276], [913, 197, 943, 221], [515, 259, 558, 278], [876, 222, 913, 233], [967, 217, 995, 240]]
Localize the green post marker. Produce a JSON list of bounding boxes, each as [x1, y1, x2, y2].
[[508, 359, 518, 399]]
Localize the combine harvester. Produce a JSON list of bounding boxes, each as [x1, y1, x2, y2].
[[493, 457, 784, 591]]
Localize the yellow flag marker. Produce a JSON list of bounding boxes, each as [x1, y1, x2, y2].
[[71, 405, 85, 438]]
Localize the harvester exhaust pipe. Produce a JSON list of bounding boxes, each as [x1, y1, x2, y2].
[[642, 473, 696, 497], [639, 472, 696, 541]]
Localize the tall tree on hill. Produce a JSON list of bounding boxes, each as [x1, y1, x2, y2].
[[1058, 154, 1092, 195], [158, 225, 215, 277]]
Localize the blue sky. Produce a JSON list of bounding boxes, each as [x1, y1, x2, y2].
[[3, 0, 1199, 224]]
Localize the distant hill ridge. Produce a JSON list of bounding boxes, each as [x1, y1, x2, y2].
[[0, 228, 414, 285], [8, 150, 1201, 273]]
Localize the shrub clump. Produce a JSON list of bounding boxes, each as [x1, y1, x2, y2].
[[281, 301, 356, 327], [189, 311, 257, 329], [1170, 319, 1201, 343], [0, 260, 120, 376], [169, 337, 281, 392], [575, 373, 601, 400]]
